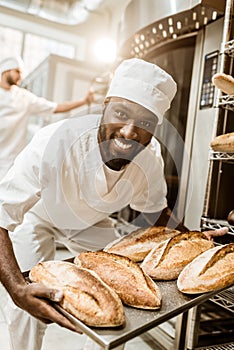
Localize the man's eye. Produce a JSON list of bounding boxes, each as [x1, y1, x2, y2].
[[115, 111, 127, 120]]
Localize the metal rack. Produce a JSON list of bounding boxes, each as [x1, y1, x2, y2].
[[210, 286, 234, 314], [209, 150, 234, 161], [185, 1, 234, 349]]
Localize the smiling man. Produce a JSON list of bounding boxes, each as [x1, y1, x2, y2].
[[0, 58, 226, 350]]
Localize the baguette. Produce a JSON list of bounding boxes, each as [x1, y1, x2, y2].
[[140, 231, 214, 280], [210, 132, 234, 153], [74, 251, 161, 309], [104, 226, 180, 262], [212, 72, 234, 95], [177, 243, 234, 294], [29, 261, 125, 327]]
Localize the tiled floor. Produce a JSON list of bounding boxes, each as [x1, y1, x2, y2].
[[0, 247, 166, 350]]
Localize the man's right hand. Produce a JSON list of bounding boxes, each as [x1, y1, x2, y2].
[[13, 282, 81, 332]]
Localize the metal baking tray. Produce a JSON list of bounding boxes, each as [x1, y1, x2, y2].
[[53, 280, 233, 349]]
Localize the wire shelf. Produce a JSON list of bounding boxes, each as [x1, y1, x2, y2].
[[209, 150, 234, 161], [209, 287, 234, 314], [196, 343, 234, 349], [216, 94, 234, 111], [201, 217, 234, 235], [223, 38, 234, 56]]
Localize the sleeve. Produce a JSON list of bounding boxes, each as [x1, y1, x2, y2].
[[23, 88, 57, 116], [129, 138, 168, 213], [0, 126, 51, 231]]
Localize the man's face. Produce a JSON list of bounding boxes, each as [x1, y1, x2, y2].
[[98, 97, 158, 170], [4, 68, 22, 86]]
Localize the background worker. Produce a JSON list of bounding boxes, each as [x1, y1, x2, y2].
[[0, 56, 94, 179]]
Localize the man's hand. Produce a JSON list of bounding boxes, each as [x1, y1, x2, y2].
[[84, 88, 95, 105], [203, 227, 229, 240], [13, 283, 81, 332]]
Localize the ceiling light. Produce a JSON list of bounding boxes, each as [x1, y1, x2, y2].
[[93, 38, 117, 64]]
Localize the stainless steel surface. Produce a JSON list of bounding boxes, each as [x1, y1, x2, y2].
[[54, 281, 233, 349]]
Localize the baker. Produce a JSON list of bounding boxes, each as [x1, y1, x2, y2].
[[0, 58, 227, 350], [0, 55, 94, 180]]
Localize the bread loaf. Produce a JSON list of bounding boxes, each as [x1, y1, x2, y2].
[[140, 231, 214, 280], [177, 243, 234, 293], [210, 132, 234, 152], [29, 261, 125, 327], [74, 251, 161, 309], [227, 210, 234, 226], [104, 226, 180, 262], [212, 72, 234, 95]]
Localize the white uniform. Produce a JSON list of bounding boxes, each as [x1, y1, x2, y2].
[[0, 114, 167, 350], [0, 85, 57, 179]]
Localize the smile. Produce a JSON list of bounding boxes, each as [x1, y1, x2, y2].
[[114, 138, 133, 150]]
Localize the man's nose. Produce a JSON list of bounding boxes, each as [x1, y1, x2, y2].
[[120, 122, 138, 139]]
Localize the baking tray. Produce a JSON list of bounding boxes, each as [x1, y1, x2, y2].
[[52, 279, 233, 349]]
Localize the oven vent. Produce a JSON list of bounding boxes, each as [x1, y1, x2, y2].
[[0, 0, 105, 25], [119, 0, 226, 59]]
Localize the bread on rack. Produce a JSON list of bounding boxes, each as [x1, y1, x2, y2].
[[74, 250, 161, 309], [177, 243, 234, 294], [140, 231, 214, 280], [212, 72, 234, 95], [227, 210, 234, 226], [104, 226, 180, 262], [29, 260, 125, 327], [210, 132, 234, 152]]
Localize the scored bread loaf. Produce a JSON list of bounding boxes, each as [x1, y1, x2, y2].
[[212, 72, 234, 95], [74, 251, 161, 309], [29, 261, 125, 327], [140, 231, 214, 280], [104, 226, 180, 262], [177, 243, 234, 294], [210, 132, 234, 153]]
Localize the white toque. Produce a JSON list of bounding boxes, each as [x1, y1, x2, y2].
[[106, 58, 177, 124]]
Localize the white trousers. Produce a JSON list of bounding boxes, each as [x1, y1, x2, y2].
[[1, 210, 124, 350]]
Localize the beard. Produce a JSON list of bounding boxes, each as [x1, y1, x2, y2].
[[6, 73, 20, 86], [98, 123, 146, 171], [105, 157, 131, 171]]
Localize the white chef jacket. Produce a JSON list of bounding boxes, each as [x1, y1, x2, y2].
[[0, 85, 57, 178], [0, 114, 168, 232]]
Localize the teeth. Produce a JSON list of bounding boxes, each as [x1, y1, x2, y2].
[[114, 138, 132, 150]]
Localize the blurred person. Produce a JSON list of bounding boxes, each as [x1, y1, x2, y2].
[[0, 56, 94, 179], [0, 58, 227, 350]]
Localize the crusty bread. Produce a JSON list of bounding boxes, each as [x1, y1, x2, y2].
[[212, 72, 234, 95], [74, 251, 161, 309], [210, 132, 234, 152], [227, 210, 234, 225], [104, 226, 180, 262], [177, 243, 234, 294], [29, 261, 125, 327], [140, 231, 214, 280]]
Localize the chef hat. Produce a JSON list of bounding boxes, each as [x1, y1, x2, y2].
[[0, 56, 24, 76], [105, 58, 177, 124]]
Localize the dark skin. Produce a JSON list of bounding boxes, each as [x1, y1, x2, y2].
[[98, 97, 187, 230], [0, 97, 228, 332], [0, 227, 78, 332], [98, 97, 158, 170]]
